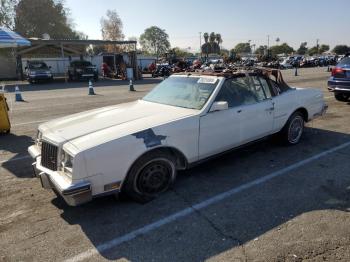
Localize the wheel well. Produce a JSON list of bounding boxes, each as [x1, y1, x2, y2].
[[134, 147, 188, 170], [295, 107, 309, 122]]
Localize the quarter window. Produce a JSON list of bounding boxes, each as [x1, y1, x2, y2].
[[251, 76, 267, 101], [258, 77, 272, 98]]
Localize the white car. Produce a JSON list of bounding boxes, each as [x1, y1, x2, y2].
[[28, 68, 327, 206]]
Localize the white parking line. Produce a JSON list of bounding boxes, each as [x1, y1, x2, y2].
[[0, 155, 31, 165], [65, 140, 350, 262]]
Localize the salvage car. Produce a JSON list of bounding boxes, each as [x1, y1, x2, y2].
[[28, 68, 328, 206], [25, 61, 53, 83], [67, 60, 98, 81]]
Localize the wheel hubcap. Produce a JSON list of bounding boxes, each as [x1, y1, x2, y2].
[[288, 116, 304, 143], [136, 159, 173, 195]]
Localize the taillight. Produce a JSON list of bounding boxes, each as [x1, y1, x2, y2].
[[331, 67, 345, 77]]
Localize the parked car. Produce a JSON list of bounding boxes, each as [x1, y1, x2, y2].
[[28, 68, 327, 206], [328, 56, 350, 101], [67, 60, 98, 81], [25, 61, 53, 83]]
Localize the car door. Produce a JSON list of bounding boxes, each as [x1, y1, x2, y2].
[[198, 80, 244, 159], [238, 76, 275, 143]]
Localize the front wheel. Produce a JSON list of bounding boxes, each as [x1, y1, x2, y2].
[[279, 112, 305, 145], [334, 92, 349, 102], [123, 150, 177, 203]]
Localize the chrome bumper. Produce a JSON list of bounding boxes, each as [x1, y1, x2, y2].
[[29, 145, 92, 206]]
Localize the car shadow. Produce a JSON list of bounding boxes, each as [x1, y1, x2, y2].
[[0, 133, 34, 178], [2, 78, 163, 93], [55, 127, 350, 261]]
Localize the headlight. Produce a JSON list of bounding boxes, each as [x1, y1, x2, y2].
[[76, 69, 83, 73], [60, 151, 74, 175], [45, 71, 51, 74]]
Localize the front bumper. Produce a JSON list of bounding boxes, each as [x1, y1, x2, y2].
[[75, 72, 97, 80], [29, 145, 92, 206], [28, 74, 53, 80], [327, 77, 350, 93]]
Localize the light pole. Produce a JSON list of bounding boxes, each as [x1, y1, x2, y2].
[[248, 40, 251, 55], [199, 32, 202, 59], [267, 35, 270, 60]]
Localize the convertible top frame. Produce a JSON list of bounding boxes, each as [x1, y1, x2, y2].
[[174, 67, 291, 93]]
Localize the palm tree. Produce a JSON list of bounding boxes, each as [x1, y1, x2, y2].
[[215, 33, 222, 53], [203, 32, 209, 44], [209, 32, 216, 44], [203, 32, 209, 58]]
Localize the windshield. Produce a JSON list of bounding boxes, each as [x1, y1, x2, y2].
[[28, 62, 48, 69], [143, 76, 218, 110]]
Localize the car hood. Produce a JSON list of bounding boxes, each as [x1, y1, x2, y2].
[[39, 100, 198, 147]]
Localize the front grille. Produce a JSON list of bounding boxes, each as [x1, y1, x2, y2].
[[41, 141, 58, 170]]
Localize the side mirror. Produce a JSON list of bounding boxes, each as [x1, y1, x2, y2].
[[49, 66, 51, 69], [210, 101, 228, 112], [25, 66, 27, 70]]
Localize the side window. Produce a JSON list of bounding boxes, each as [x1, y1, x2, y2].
[[232, 77, 259, 105], [215, 80, 243, 108], [215, 77, 259, 107], [258, 77, 272, 98], [251, 76, 267, 101]]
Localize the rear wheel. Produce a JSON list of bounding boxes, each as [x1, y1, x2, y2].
[[334, 92, 350, 102], [279, 111, 305, 145], [123, 150, 177, 203]]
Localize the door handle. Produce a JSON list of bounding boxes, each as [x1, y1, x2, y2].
[[265, 107, 274, 111], [237, 109, 242, 113]]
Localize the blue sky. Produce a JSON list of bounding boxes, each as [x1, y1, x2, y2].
[[65, 0, 349, 51]]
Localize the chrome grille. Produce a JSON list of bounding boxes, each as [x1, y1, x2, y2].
[[41, 141, 58, 170]]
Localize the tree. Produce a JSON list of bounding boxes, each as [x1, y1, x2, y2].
[[171, 47, 193, 58], [14, 0, 81, 39], [307, 46, 319, 56], [100, 10, 124, 41], [270, 43, 294, 56], [140, 26, 170, 59], [297, 42, 308, 55], [216, 33, 222, 47], [234, 42, 251, 54], [319, 44, 330, 53], [254, 45, 267, 56], [220, 48, 229, 56], [332, 45, 349, 55], [0, 0, 17, 29], [201, 32, 221, 56]]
